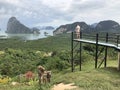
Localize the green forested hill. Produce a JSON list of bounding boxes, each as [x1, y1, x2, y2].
[[0, 34, 71, 51]]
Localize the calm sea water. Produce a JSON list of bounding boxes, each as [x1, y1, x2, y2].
[[0, 30, 54, 40]]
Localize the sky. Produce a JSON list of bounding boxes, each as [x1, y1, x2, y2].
[[0, 0, 120, 30]]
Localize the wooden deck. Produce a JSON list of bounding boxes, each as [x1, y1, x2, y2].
[[74, 39, 120, 50], [71, 32, 120, 71]]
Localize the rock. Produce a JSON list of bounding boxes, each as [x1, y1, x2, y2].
[[31, 27, 40, 34], [45, 26, 54, 30], [6, 17, 32, 34], [53, 22, 90, 35], [91, 23, 98, 28], [95, 20, 120, 33], [37, 26, 55, 30]]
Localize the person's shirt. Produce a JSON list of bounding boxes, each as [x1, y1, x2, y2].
[[75, 25, 80, 33]]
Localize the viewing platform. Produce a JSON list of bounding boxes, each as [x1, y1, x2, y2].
[[71, 32, 120, 72]]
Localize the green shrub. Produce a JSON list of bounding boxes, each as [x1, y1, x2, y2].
[[0, 49, 41, 76], [42, 56, 70, 71]]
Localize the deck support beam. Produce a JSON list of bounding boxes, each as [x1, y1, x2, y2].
[[118, 51, 120, 71], [104, 33, 108, 68], [104, 46, 107, 67], [71, 32, 74, 72], [95, 33, 98, 68], [79, 42, 82, 71], [79, 32, 82, 71]]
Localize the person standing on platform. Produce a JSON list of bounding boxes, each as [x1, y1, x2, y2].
[[75, 25, 80, 39]]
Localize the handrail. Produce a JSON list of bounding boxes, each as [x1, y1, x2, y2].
[[72, 31, 120, 48]]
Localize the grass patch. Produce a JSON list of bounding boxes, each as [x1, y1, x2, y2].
[[52, 60, 120, 90]]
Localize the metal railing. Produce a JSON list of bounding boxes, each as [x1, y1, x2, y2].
[[72, 32, 120, 47]]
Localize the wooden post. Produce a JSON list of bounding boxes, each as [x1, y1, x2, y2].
[[104, 33, 108, 67], [71, 32, 74, 72], [79, 42, 82, 71], [118, 51, 120, 71], [104, 47, 108, 68], [95, 33, 98, 68], [79, 32, 82, 71]]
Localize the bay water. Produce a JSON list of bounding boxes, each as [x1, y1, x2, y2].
[[0, 29, 54, 40]]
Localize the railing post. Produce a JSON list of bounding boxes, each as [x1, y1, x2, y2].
[[106, 33, 108, 42], [95, 33, 98, 68], [71, 32, 74, 72], [117, 35, 119, 47], [104, 33, 108, 68], [80, 32, 82, 39]]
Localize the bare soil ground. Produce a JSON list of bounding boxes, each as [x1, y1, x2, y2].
[[52, 83, 78, 90]]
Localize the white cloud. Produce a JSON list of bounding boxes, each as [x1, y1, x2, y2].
[[0, 7, 6, 14], [0, 0, 120, 30], [41, 0, 72, 11]]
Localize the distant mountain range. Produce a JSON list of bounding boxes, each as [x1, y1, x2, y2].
[[53, 20, 120, 35], [36, 26, 55, 30], [6, 17, 120, 35]]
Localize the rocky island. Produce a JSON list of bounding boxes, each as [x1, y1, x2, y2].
[[6, 17, 40, 34], [53, 20, 120, 35]]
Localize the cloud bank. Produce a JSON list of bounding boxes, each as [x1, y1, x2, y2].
[[0, 0, 120, 29]]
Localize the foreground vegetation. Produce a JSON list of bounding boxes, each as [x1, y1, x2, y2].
[[0, 60, 120, 90], [0, 33, 120, 90]]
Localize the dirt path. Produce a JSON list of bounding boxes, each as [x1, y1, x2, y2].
[[52, 83, 78, 90]]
